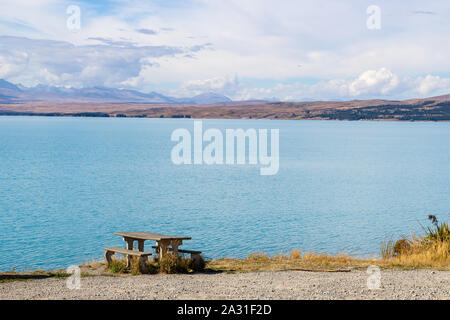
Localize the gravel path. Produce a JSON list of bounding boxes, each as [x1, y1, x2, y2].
[[1, 270, 448, 300]]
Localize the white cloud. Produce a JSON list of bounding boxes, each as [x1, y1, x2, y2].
[[349, 68, 399, 96], [0, 36, 196, 88], [0, 0, 450, 100], [416, 75, 450, 96], [201, 68, 450, 101], [0, 51, 28, 78], [178, 75, 241, 97]]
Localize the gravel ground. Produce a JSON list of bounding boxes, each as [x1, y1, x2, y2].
[[0, 270, 448, 300]]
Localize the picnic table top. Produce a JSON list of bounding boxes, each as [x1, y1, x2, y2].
[[114, 232, 191, 241]]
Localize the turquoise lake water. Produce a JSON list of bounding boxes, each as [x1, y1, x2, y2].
[[0, 116, 449, 271]]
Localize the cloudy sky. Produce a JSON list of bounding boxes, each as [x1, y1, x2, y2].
[[0, 0, 449, 101]]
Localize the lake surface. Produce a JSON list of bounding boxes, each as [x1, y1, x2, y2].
[[1, 116, 449, 271]]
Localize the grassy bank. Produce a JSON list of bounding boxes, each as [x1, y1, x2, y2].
[[210, 216, 449, 273]]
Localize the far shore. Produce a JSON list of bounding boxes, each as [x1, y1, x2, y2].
[[2, 112, 450, 123], [1, 95, 450, 121]]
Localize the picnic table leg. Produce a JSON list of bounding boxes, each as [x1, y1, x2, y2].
[[171, 240, 182, 255], [124, 237, 134, 250], [138, 240, 145, 252], [157, 240, 169, 260], [104, 250, 114, 266], [139, 256, 148, 273], [124, 237, 134, 268]]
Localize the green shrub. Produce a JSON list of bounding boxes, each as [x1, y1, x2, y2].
[[423, 215, 450, 243]]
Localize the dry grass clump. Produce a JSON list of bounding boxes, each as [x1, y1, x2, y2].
[[159, 253, 206, 274], [107, 257, 127, 274], [207, 251, 379, 273], [393, 240, 449, 268], [290, 249, 302, 259], [300, 252, 371, 267], [158, 253, 190, 274], [380, 238, 395, 260], [380, 216, 449, 269]]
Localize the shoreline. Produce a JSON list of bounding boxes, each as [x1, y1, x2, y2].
[[1, 113, 450, 123], [2, 248, 449, 282], [1, 269, 448, 300]]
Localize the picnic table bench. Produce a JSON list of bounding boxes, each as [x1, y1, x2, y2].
[[151, 246, 202, 263], [104, 232, 201, 270], [104, 247, 152, 270]]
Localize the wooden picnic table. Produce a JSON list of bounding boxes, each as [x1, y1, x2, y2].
[[114, 232, 191, 259]]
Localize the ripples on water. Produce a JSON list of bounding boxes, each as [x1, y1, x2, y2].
[[0, 116, 449, 271]]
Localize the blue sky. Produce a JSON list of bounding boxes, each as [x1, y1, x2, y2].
[[0, 0, 449, 101]]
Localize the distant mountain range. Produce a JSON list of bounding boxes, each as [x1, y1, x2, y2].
[[0, 79, 232, 105], [2, 78, 450, 121]]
